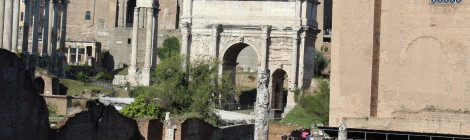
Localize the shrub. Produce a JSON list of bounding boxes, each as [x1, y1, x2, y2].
[[76, 71, 90, 83]]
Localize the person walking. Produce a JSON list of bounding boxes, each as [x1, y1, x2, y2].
[[281, 134, 288, 140]]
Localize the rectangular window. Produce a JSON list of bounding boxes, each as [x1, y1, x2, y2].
[[21, 12, 23, 21]]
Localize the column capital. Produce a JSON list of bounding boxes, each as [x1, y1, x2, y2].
[[134, 7, 140, 13]]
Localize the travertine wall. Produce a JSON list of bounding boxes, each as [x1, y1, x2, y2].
[[330, 0, 470, 134]]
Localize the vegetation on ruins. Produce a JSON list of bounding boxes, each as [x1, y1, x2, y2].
[[120, 37, 234, 125], [282, 78, 330, 127], [76, 71, 91, 83], [157, 36, 181, 60], [314, 50, 329, 76]]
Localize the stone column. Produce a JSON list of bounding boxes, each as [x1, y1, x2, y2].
[[180, 22, 191, 65], [67, 47, 71, 64], [144, 8, 154, 69], [2, 0, 13, 51], [41, 0, 50, 56], [11, 0, 20, 52], [128, 7, 140, 76], [0, 0, 5, 49], [21, 0, 32, 53], [118, 0, 125, 27], [75, 46, 79, 65], [260, 26, 271, 70], [255, 69, 270, 140], [50, 1, 59, 55], [31, 0, 41, 55], [151, 9, 159, 68], [47, 0, 54, 55], [59, 0, 68, 55], [338, 124, 347, 140], [211, 24, 221, 58], [285, 27, 301, 115]]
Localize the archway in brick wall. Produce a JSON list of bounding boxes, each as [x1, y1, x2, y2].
[[33, 77, 45, 95]]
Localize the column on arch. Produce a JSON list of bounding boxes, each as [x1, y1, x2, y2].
[[22, 0, 32, 53], [0, 0, 5, 49], [2, 0, 13, 51], [31, 0, 41, 55], [11, 0, 20, 52]]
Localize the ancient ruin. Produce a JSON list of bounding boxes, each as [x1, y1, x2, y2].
[[181, 0, 321, 115], [113, 0, 159, 86]]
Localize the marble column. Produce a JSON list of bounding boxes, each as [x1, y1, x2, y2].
[[144, 8, 153, 69], [50, 1, 59, 55], [59, 0, 68, 55], [117, 0, 124, 27], [67, 47, 71, 63], [31, 0, 41, 55], [11, 0, 20, 52], [84, 46, 88, 65], [2, 0, 13, 51], [181, 22, 191, 80], [286, 27, 301, 115], [260, 25, 271, 70], [211, 24, 221, 58], [47, 0, 54, 55], [128, 7, 139, 75], [22, 0, 32, 53], [42, 0, 50, 56], [74, 46, 79, 65], [0, 0, 5, 49], [254, 69, 270, 140]]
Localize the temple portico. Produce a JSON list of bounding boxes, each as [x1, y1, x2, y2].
[[113, 0, 159, 86]]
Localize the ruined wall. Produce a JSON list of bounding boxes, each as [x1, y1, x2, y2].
[[56, 100, 143, 140], [0, 49, 51, 140], [137, 119, 164, 140], [44, 96, 71, 116], [330, 0, 470, 134], [179, 118, 218, 140]]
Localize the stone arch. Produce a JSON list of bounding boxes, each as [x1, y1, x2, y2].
[[33, 77, 45, 95], [271, 69, 288, 110], [221, 43, 260, 84]]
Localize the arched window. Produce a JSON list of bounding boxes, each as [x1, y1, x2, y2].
[[85, 11, 91, 20]]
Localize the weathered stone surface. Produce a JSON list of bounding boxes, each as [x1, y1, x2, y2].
[[136, 119, 164, 140], [179, 118, 218, 140], [330, 0, 470, 135], [56, 100, 143, 140], [0, 49, 51, 140], [254, 69, 270, 140]]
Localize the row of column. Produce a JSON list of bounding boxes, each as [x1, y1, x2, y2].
[[66, 45, 92, 65], [0, 0, 68, 56], [128, 6, 158, 76]]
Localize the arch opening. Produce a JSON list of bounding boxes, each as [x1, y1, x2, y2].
[[271, 69, 288, 110], [34, 77, 45, 95], [222, 43, 259, 109]]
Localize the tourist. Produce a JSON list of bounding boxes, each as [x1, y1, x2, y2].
[[301, 130, 308, 140], [281, 134, 288, 140], [305, 132, 311, 140]]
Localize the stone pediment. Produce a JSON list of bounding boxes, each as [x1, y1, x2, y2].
[[137, 0, 159, 8]]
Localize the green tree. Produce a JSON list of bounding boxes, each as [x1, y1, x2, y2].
[[157, 37, 181, 60], [283, 78, 330, 126], [120, 97, 165, 119], [314, 51, 329, 76]]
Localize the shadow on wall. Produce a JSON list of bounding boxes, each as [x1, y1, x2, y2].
[[102, 51, 115, 72]]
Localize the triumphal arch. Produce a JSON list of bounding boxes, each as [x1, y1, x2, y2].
[[180, 0, 321, 113]]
